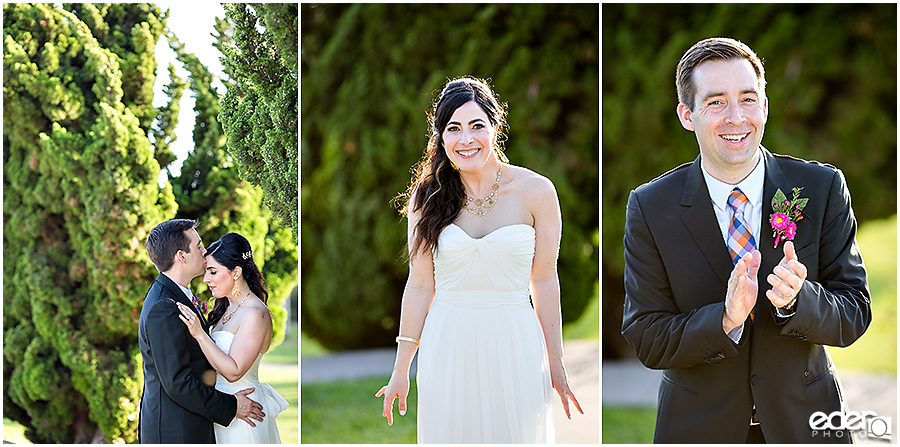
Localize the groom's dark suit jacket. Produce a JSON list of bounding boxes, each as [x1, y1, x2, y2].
[[138, 273, 237, 443], [622, 149, 870, 443]]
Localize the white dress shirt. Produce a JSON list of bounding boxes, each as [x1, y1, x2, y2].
[[162, 272, 195, 303], [701, 153, 792, 343]]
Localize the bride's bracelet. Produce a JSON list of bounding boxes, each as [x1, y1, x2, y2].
[[395, 335, 420, 345]]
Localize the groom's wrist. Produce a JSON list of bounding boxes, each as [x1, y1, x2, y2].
[[722, 311, 743, 334]]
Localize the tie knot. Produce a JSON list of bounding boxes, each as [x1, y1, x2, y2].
[[728, 188, 748, 211]]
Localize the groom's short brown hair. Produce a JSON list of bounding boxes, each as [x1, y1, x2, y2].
[[146, 219, 198, 272], [676, 37, 766, 111]]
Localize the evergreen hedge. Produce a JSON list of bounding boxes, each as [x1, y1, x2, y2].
[[301, 4, 599, 349], [219, 3, 298, 240], [3, 3, 171, 442], [3, 3, 299, 442], [602, 4, 897, 357], [167, 35, 296, 348]]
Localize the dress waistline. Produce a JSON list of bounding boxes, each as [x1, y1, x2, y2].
[[433, 289, 531, 308]]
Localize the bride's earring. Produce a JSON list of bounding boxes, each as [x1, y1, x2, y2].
[[232, 276, 239, 298]]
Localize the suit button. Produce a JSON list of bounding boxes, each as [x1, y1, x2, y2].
[[751, 375, 759, 385], [805, 371, 810, 377]]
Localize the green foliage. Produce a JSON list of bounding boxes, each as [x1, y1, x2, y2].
[[166, 35, 297, 348], [602, 4, 897, 357], [562, 282, 600, 341], [3, 3, 173, 442], [150, 64, 187, 168], [301, 4, 599, 349], [218, 3, 298, 239]]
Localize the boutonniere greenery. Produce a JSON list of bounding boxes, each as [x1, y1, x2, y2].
[[770, 187, 808, 248]]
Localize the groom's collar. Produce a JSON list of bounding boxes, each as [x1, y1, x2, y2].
[[160, 272, 193, 301]]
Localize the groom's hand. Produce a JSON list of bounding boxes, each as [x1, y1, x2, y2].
[[766, 241, 807, 310], [234, 387, 265, 427], [723, 250, 761, 334]]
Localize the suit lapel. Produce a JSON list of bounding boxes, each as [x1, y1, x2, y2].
[[759, 149, 794, 286], [156, 273, 209, 332], [680, 156, 733, 287], [751, 148, 795, 326]]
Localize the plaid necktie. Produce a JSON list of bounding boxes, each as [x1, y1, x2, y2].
[[727, 188, 757, 321], [727, 188, 757, 264]]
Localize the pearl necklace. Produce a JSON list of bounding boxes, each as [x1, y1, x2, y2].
[[464, 166, 502, 217], [221, 292, 249, 324]]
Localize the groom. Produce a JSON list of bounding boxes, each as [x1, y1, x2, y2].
[[621, 38, 870, 443], [139, 219, 265, 443]]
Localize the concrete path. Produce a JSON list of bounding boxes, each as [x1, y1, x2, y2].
[[603, 360, 897, 444], [301, 340, 600, 444]]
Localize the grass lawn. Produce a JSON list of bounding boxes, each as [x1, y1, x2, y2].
[[261, 320, 299, 444], [266, 321, 299, 364], [601, 406, 656, 444], [301, 375, 418, 443], [829, 214, 897, 373], [259, 364, 299, 444]]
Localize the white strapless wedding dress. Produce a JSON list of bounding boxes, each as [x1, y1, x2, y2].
[[416, 223, 554, 443], [211, 330, 289, 444]]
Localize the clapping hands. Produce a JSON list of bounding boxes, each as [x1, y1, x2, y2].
[[723, 250, 761, 333]]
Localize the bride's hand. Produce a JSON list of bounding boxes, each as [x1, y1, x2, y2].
[[176, 302, 204, 338], [551, 363, 584, 419], [374, 373, 410, 427]]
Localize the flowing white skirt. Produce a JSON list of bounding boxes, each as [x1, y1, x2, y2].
[[416, 290, 555, 443], [211, 331, 289, 444]]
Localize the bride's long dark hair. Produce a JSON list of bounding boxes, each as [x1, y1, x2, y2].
[[205, 232, 269, 328], [397, 77, 508, 258]]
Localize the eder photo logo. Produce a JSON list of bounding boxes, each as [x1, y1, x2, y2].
[[809, 410, 892, 441]]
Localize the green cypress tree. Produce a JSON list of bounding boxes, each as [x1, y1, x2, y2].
[[3, 3, 174, 442], [218, 3, 298, 240], [167, 34, 296, 346]]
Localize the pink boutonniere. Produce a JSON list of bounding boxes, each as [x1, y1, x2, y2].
[[770, 187, 808, 248]]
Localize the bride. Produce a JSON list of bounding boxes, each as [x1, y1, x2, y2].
[[376, 76, 582, 443], [177, 232, 288, 444]]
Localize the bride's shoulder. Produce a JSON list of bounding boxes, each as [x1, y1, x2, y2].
[[505, 164, 557, 197], [237, 301, 273, 329]]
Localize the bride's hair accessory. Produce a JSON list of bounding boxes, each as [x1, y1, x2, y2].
[[242, 250, 252, 260]]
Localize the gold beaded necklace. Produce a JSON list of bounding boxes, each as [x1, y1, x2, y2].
[[221, 292, 250, 324], [464, 166, 502, 217]]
